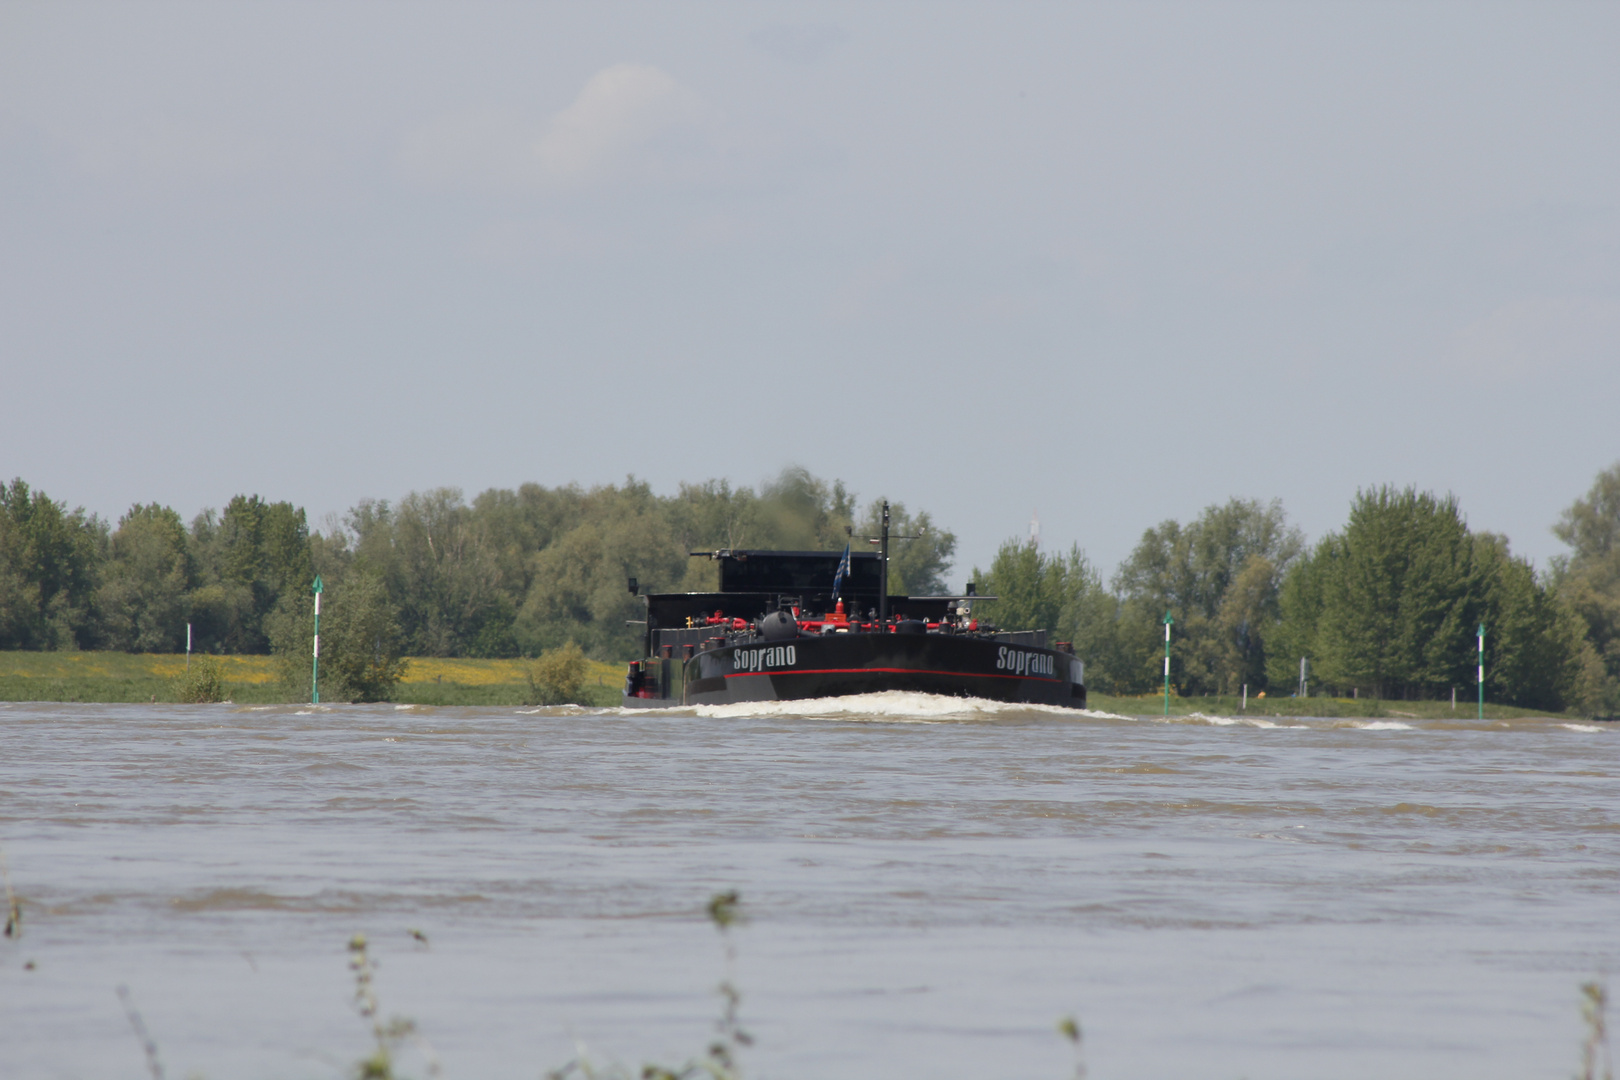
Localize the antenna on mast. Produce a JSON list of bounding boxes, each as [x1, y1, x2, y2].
[[856, 499, 922, 625]]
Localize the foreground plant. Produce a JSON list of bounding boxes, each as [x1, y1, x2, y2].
[[1057, 1014, 1086, 1080], [116, 985, 166, 1080], [1, 845, 20, 940], [349, 933, 439, 1080], [545, 891, 752, 1080], [1580, 980, 1613, 1080]]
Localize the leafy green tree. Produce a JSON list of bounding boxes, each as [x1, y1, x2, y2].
[[668, 469, 863, 592], [1114, 498, 1302, 695], [185, 507, 256, 655], [757, 467, 858, 550], [97, 504, 193, 652], [972, 539, 1119, 687], [189, 496, 313, 653], [1550, 461, 1620, 714], [270, 574, 407, 702], [0, 478, 106, 649], [854, 499, 956, 596], [668, 479, 764, 560], [1273, 487, 1573, 707], [1265, 538, 1332, 695], [1470, 533, 1579, 709], [348, 489, 522, 658], [975, 539, 1078, 638], [514, 483, 684, 658], [321, 574, 409, 702], [1313, 488, 1476, 696], [15, 466, 958, 671]]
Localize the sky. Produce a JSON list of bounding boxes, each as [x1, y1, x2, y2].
[[2, 1, 1617, 583]]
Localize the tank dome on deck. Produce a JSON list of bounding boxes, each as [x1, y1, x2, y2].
[[759, 610, 799, 641]]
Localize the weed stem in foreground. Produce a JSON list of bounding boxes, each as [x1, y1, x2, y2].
[[1056, 1014, 1086, 1080], [348, 933, 440, 1080], [1, 845, 19, 939], [116, 985, 166, 1080], [1581, 980, 1613, 1080]]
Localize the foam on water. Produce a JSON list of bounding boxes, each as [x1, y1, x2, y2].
[[1560, 723, 1605, 733], [1074, 706, 1137, 721], [1186, 712, 1279, 728], [1353, 720, 1413, 731], [690, 690, 1085, 722], [569, 692, 1105, 723]]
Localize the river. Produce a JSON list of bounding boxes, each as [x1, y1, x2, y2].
[[0, 696, 1614, 1079]]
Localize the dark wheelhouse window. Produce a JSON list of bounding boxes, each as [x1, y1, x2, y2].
[[718, 552, 881, 595]]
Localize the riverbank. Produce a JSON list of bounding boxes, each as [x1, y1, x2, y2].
[[0, 651, 625, 707], [1085, 691, 1575, 722], [0, 652, 1587, 718]]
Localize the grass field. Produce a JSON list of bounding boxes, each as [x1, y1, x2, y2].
[[0, 651, 626, 707]]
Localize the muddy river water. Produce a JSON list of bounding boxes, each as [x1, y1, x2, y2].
[[0, 696, 1614, 1079]]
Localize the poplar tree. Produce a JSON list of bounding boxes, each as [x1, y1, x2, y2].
[[1551, 461, 1620, 714], [1273, 486, 1575, 707]]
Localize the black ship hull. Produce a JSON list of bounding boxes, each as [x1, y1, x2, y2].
[[624, 632, 1086, 709]]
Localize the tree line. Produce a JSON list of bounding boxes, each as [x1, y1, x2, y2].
[[0, 469, 952, 697], [973, 465, 1620, 713], [3, 463, 1618, 712]]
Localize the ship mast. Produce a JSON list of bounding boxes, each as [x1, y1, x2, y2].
[[879, 500, 890, 625]]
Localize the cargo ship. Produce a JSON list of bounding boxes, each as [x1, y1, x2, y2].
[[622, 502, 1086, 709]]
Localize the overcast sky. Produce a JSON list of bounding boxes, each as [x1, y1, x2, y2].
[[2, 1, 1616, 581]]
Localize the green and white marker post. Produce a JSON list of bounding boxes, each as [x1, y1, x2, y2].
[[1477, 622, 1485, 721], [1163, 611, 1174, 716], [312, 575, 323, 705]]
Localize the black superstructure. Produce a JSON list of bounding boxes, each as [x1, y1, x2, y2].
[[622, 503, 1087, 709]]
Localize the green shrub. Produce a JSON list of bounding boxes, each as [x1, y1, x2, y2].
[[526, 642, 587, 705], [172, 655, 226, 703], [269, 574, 408, 703]]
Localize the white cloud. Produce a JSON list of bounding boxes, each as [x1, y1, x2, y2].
[[400, 63, 704, 191], [534, 63, 702, 182]]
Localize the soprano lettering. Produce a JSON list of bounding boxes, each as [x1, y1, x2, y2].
[[996, 647, 1055, 677], [732, 645, 798, 673]]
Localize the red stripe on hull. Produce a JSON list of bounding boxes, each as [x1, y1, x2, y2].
[[725, 666, 1062, 684]]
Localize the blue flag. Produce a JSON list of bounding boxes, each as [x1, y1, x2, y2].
[[832, 543, 851, 598]]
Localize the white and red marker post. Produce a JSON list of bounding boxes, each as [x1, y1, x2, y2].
[[312, 575, 323, 705]]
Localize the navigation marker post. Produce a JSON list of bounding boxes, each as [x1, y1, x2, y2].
[[1163, 611, 1174, 717], [186, 622, 192, 673], [1477, 622, 1486, 721], [312, 575, 323, 705]]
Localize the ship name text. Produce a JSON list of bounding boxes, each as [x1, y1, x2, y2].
[[734, 645, 797, 672], [997, 647, 1055, 677]]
